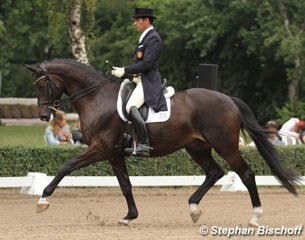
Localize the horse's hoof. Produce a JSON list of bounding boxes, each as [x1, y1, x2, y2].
[[36, 198, 50, 213], [190, 209, 202, 223], [36, 203, 50, 213], [248, 207, 263, 228], [118, 218, 130, 226], [248, 221, 259, 228]]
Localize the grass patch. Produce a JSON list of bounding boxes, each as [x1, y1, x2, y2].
[[0, 125, 47, 146]]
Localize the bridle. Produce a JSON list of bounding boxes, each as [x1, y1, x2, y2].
[[33, 63, 111, 113], [33, 63, 61, 112]]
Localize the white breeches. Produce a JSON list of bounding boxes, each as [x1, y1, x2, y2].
[[126, 76, 145, 114]]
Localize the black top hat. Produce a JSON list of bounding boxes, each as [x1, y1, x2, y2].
[[133, 8, 156, 19]]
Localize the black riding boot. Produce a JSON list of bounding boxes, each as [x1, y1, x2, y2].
[[124, 106, 150, 157]]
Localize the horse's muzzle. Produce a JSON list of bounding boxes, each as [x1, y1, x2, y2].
[[40, 115, 50, 122], [38, 105, 51, 122]]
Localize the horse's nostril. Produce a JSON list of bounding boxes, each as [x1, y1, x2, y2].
[[40, 116, 50, 122]]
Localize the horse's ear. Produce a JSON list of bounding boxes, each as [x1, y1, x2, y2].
[[24, 64, 39, 74]]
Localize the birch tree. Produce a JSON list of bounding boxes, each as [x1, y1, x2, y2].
[[48, 0, 96, 64], [68, 0, 88, 64]]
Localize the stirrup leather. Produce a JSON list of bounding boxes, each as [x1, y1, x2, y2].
[[124, 143, 151, 157]]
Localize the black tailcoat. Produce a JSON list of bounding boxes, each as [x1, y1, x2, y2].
[[124, 29, 167, 112]]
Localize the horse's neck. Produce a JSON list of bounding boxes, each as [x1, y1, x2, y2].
[[62, 75, 94, 96], [68, 79, 120, 121], [51, 63, 120, 123]]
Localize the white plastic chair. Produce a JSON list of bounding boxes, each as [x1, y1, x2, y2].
[[279, 134, 297, 145]]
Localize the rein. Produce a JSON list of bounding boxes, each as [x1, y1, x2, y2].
[[34, 63, 111, 111], [62, 81, 109, 104]]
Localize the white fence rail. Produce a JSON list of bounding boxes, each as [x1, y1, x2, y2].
[[0, 172, 304, 195]]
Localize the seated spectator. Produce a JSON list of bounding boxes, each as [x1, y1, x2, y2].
[[266, 120, 284, 146], [299, 123, 305, 143], [278, 117, 304, 142], [72, 118, 84, 145], [300, 130, 305, 143], [45, 110, 74, 146], [239, 136, 245, 148]]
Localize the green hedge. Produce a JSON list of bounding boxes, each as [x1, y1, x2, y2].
[[0, 146, 304, 177]]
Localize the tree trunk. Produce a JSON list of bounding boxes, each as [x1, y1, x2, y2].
[[277, 0, 300, 104], [68, 0, 89, 64], [288, 58, 302, 104]]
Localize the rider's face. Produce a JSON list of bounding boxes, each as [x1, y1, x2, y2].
[[133, 17, 150, 33]]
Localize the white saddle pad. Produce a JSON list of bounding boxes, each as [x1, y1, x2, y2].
[[117, 80, 171, 123]]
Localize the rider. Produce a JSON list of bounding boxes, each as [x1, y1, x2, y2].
[[111, 7, 167, 157]]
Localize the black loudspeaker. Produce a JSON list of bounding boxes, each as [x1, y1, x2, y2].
[[197, 64, 218, 90]]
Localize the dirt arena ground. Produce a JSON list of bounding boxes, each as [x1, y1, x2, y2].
[[0, 187, 304, 240]]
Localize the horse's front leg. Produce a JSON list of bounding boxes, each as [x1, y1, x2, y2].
[[110, 156, 138, 226], [36, 145, 104, 213]]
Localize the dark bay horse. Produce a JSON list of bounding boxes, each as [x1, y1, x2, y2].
[[26, 59, 299, 227]]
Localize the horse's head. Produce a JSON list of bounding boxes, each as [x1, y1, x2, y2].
[[25, 63, 65, 122]]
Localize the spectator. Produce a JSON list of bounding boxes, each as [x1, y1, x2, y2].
[[278, 117, 304, 142], [299, 123, 305, 143], [45, 110, 74, 146], [239, 136, 245, 148], [72, 118, 84, 145], [266, 120, 284, 146]]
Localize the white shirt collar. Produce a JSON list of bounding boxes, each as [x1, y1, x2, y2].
[[139, 26, 154, 43]]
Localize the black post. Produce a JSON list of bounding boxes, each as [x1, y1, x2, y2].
[[197, 64, 218, 90]]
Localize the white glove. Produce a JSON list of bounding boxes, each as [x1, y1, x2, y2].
[[111, 67, 125, 78]]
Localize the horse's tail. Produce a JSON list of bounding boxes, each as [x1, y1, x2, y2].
[[231, 97, 299, 196]]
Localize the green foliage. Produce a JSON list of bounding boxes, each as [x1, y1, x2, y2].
[[0, 0, 73, 97], [0, 126, 303, 177], [263, 0, 305, 104], [157, 0, 199, 89], [2, 0, 305, 124], [275, 101, 305, 125], [80, 0, 97, 38], [0, 3, 11, 79], [47, 0, 68, 50], [89, 0, 136, 72], [0, 146, 304, 177], [47, 0, 97, 49], [188, 1, 287, 123], [0, 146, 88, 176]]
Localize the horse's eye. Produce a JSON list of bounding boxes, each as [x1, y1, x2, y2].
[[36, 84, 45, 91]]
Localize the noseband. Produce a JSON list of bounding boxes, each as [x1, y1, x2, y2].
[[33, 63, 111, 113]]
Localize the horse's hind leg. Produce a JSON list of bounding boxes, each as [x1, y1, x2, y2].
[[217, 149, 263, 227], [110, 156, 138, 226], [186, 142, 225, 223]]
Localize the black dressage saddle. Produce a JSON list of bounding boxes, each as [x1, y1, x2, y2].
[[121, 81, 149, 122]]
